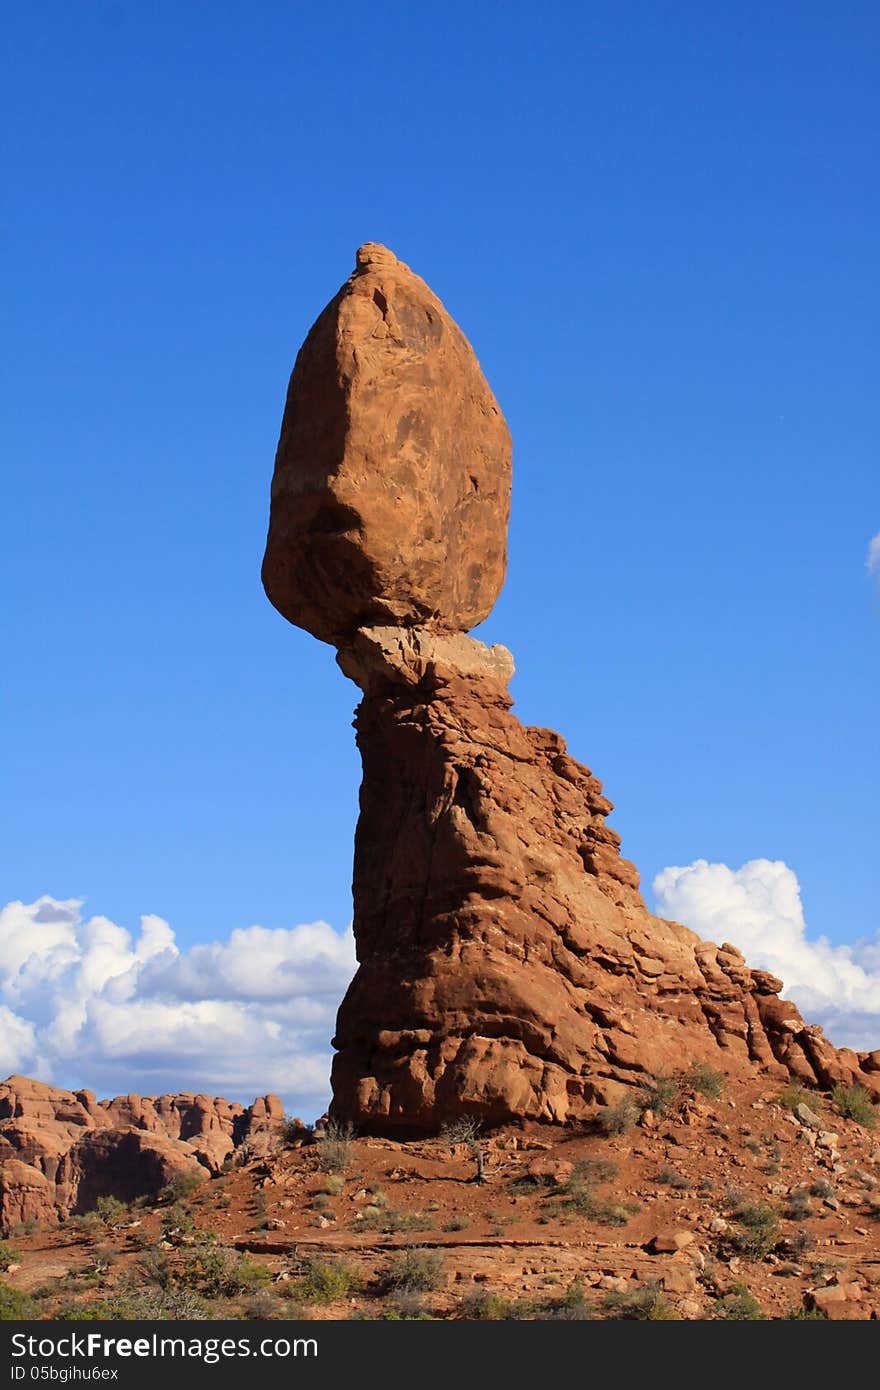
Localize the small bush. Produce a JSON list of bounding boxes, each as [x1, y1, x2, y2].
[[442, 1215, 469, 1232], [809, 1177, 835, 1201], [0, 1241, 18, 1272], [572, 1157, 618, 1184], [776, 1081, 815, 1112], [716, 1283, 765, 1320], [136, 1249, 174, 1290], [831, 1083, 877, 1129], [317, 1120, 355, 1174], [318, 1174, 345, 1196], [440, 1117, 481, 1145], [595, 1099, 639, 1135], [655, 1164, 691, 1190], [0, 1282, 37, 1320], [384, 1249, 445, 1294], [279, 1117, 314, 1147], [380, 1291, 432, 1320], [727, 1201, 780, 1260], [358, 1206, 432, 1234], [785, 1189, 812, 1220], [603, 1282, 680, 1320], [639, 1074, 681, 1118], [291, 1257, 361, 1305], [457, 1289, 537, 1320], [95, 1196, 127, 1227], [159, 1169, 206, 1203], [683, 1063, 725, 1098]]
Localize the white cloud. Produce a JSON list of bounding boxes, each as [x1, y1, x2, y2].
[[868, 531, 880, 583], [653, 858, 880, 1052], [0, 896, 356, 1118]]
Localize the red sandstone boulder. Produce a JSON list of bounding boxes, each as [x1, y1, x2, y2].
[[262, 243, 511, 645]]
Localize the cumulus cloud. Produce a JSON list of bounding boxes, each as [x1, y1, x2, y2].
[[868, 531, 880, 583], [0, 896, 356, 1117], [653, 858, 880, 1051]]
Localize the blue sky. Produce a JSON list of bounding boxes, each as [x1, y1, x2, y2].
[[2, 4, 878, 1112]]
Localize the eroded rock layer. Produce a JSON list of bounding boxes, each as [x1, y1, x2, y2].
[[329, 635, 880, 1134], [0, 1075, 290, 1233]]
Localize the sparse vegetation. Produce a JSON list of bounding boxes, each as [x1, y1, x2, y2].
[[595, 1098, 639, 1135], [831, 1083, 877, 1129], [726, 1200, 781, 1260], [638, 1074, 681, 1118], [776, 1081, 815, 1112], [683, 1063, 725, 1098], [317, 1120, 355, 1174], [95, 1196, 128, 1228], [288, 1256, 361, 1305], [603, 1282, 680, 1320], [0, 1241, 18, 1272], [715, 1283, 766, 1320], [440, 1115, 485, 1183], [384, 1248, 445, 1294], [159, 1169, 206, 1203], [0, 1282, 39, 1319], [655, 1164, 691, 1190]]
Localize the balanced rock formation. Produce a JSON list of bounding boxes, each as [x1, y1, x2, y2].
[[264, 244, 879, 1135], [262, 243, 511, 645], [0, 1076, 286, 1233]]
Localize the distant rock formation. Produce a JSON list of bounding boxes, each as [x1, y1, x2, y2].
[[0, 1075, 288, 1233], [263, 243, 880, 1136]]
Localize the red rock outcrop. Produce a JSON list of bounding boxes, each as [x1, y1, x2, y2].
[[262, 243, 879, 1137], [262, 243, 511, 645], [328, 634, 880, 1132], [0, 1076, 286, 1233]]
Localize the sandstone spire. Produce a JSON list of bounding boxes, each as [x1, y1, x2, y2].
[[264, 246, 880, 1135]]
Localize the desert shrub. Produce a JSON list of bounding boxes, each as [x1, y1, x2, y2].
[[290, 1257, 361, 1305], [832, 1083, 877, 1129], [809, 1177, 835, 1200], [682, 1062, 725, 1098], [655, 1164, 691, 1190], [182, 1246, 270, 1298], [573, 1157, 618, 1184], [785, 1188, 812, 1220], [94, 1196, 127, 1227], [638, 1074, 681, 1118], [0, 1241, 18, 1272], [787, 1304, 827, 1320], [279, 1116, 314, 1147], [159, 1169, 206, 1203], [442, 1215, 469, 1232], [11, 1219, 39, 1237], [440, 1117, 481, 1145], [727, 1201, 780, 1260], [358, 1206, 431, 1234], [318, 1173, 345, 1196], [136, 1248, 175, 1290], [85, 1287, 210, 1320], [595, 1099, 639, 1135], [238, 1290, 279, 1320], [783, 1228, 815, 1260], [776, 1081, 815, 1112], [715, 1283, 766, 1320], [0, 1282, 37, 1319], [161, 1202, 197, 1240], [379, 1291, 433, 1320], [457, 1288, 537, 1320], [603, 1282, 679, 1320], [317, 1120, 355, 1174], [384, 1248, 445, 1293]]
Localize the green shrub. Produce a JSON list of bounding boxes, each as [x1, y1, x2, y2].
[[95, 1196, 127, 1227], [159, 1169, 206, 1203], [384, 1249, 445, 1293], [776, 1081, 815, 1112], [831, 1083, 877, 1129], [638, 1074, 681, 1118], [716, 1282, 766, 1319], [683, 1063, 725, 1098], [0, 1241, 18, 1272], [0, 1282, 37, 1320], [290, 1257, 361, 1305], [727, 1201, 780, 1260], [603, 1282, 680, 1320]]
